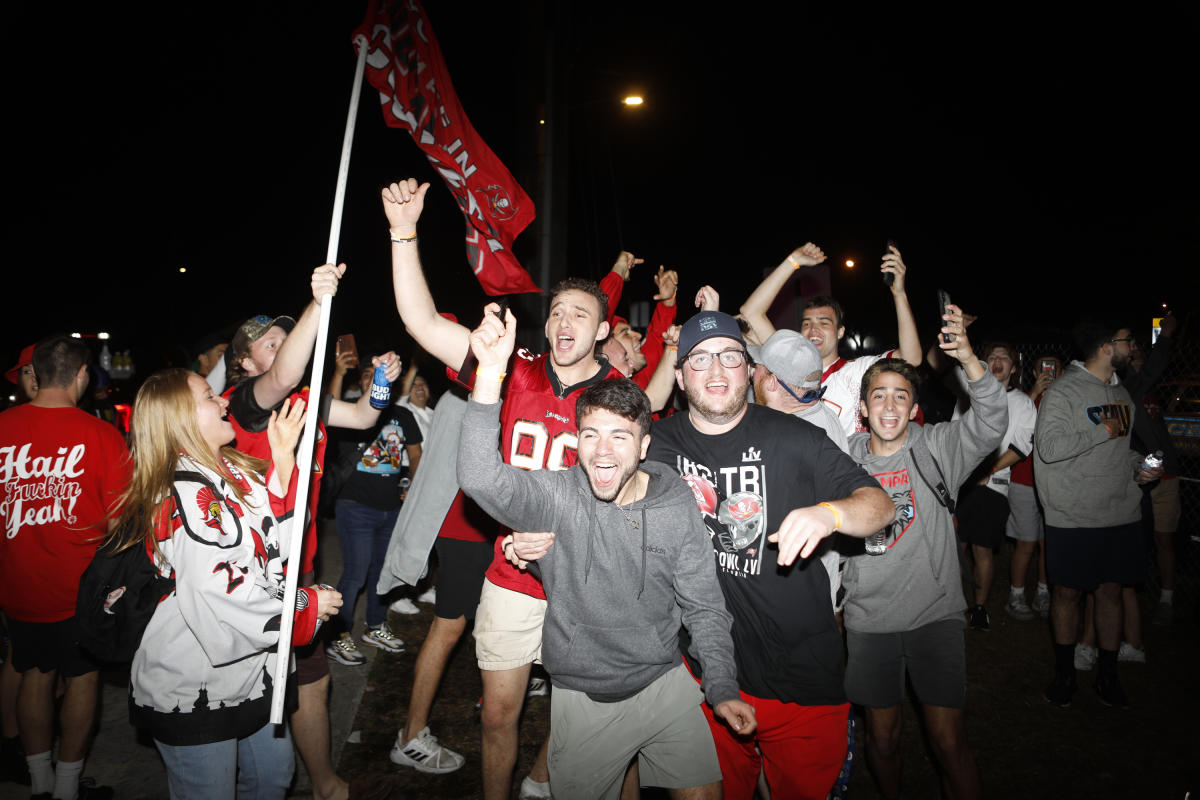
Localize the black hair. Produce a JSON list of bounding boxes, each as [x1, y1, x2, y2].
[[860, 358, 923, 405], [801, 296, 846, 330], [32, 334, 91, 389], [575, 379, 652, 438], [1072, 318, 1126, 361]]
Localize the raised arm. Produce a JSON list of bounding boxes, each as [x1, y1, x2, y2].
[[739, 244, 826, 345], [644, 325, 681, 411], [600, 251, 644, 321], [327, 353, 403, 430], [253, 264, 344, 410], [381, 179, 472, 369], [882, 245, 922, 366], [267, 396, 305, 497]]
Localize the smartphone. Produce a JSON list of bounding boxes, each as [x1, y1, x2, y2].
[[335, 334, 358, 367], [455, 299, 509, 387], [882, 239, 898, 287], [937, 289, 954, 343], [1040, 358, 1058, 379]]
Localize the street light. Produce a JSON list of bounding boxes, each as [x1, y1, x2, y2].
[[845, 259, 855, 269], [622, 95, 644, 106]]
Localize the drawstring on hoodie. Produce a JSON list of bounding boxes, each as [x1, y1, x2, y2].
[[639, 508, 647, 599]]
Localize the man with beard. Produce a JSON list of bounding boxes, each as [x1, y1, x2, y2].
[[1036, 320, 1162, 709], [381, 179, 623, 798], [459, 304, 755, 799], [640, 310, 894, 799]]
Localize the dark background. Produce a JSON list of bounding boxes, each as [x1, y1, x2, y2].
[[4, 2, 1197, 386]]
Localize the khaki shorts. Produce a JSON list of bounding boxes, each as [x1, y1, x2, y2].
[[1151, 476, 1181, 533], [474, 579, 545, 670]]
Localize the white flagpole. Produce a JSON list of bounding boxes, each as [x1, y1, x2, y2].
[[271, 32, 372, 725]]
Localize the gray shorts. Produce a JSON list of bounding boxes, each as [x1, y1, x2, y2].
[[548, 663, 721, 799], [1005, 483, 1044, 543], [844, 618, 966, 709]]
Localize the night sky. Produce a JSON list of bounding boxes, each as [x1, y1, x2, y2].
[[5, 2, 1197, 382]]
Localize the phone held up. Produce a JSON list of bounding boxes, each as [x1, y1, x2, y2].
[[937, 289, 954, 344]]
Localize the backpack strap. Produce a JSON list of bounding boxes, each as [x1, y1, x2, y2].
[[908, 433, 956, 514]]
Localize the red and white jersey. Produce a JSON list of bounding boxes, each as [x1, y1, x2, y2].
[[822, 351, 896, 437], [474, 349, 621, 599]]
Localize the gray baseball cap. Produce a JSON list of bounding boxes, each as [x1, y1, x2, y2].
[[752, 329, 822, 389]]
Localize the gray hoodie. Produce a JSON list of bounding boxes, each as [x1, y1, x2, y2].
[[457, 399, 740, 707], [1034, 363, 1142, 528], [843, 372, 1007, 633]]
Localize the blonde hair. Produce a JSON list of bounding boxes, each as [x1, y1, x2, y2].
[[110, 369, 268, 560]]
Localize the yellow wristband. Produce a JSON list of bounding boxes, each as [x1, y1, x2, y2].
[[818, 502, 842, 530], [475, 367, 506, 381]]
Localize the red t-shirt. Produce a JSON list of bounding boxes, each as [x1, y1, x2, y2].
[[225, 382, 326, 575], [453, 350, 622, 599], [0, 405, 131, 622]]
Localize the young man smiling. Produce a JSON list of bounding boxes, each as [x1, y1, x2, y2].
[[842, 304, 1007, 800], [642, 310, 895, 800], [381, 178, 623, 797], [458, 303, 754, 800]]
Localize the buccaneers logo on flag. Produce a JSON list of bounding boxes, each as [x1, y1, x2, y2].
[[354, 0, 539, 296]]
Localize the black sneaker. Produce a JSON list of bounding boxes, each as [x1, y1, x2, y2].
[[968, 604, 990, 631], [77, 778, 115, 800], [1043, 673, 1076, 707], [1094, 675, 1128, 709]]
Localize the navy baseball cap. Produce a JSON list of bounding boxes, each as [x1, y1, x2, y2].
[[676, 311, 746, 366]]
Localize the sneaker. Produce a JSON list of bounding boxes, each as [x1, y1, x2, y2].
[[417, 587, 437, 605], [326, 633, 367, 665], [361, 625, 405, 653], [1094, 675, 1129, 708], [389, 597, 420, 615], [519, 776, 553, 800], [1118, 641, 1146, 663], [527, 677, 549, 697], [1073, 643, 1098, 671], [1043, 673, 1077, 707], [77, 778, 115, 800], [967, 604, 990, 631], [1005, 595, 1035, 621], [390, 727, 465, 774], [1152, 600, 1174, 626], [1032, 590, 1051, 618]]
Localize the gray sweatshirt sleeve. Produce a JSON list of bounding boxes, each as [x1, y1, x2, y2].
[[1035, 383, 1109, 464], [456, 398, 562, 534], [926, 371, 1008, 488], [672, 508, 740, 707]]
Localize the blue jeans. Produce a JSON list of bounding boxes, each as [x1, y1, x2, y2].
[[155, 721, 293, 800], [335, 499, 401, 631]]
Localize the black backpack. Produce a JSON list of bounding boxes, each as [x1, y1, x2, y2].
[[75, 512, 176, 664]]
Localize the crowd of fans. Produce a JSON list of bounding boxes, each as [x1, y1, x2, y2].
[[0, 174, 1186, 800]]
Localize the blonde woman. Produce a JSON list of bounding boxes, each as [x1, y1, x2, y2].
[[112, 369, 341, 799]]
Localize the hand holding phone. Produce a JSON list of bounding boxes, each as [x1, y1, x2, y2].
[[937, 289, 954, 344]]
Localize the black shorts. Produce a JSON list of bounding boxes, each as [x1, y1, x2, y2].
[[1044, 522, 1145, 590], [956, 485, 1009, 549], [6, 616, 98, 678], [433, 538, 493, 620], [295, 572, 330, 686], [844, 618, 966, 709]]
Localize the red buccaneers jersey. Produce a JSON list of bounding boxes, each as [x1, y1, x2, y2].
[[477, 349, 621, 598]]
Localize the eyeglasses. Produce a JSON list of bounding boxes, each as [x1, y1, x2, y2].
[[1109, 336, 1136, 345], [682, 349, 748, 370]]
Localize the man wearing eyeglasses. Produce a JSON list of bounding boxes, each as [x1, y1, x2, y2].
[[1036, 320, 1162, 710], [646, 311, 895, 800]]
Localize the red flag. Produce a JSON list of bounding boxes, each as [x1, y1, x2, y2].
[[354, 0, 540, 295]]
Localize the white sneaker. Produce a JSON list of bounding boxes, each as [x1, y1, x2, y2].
[[326, 633, 367, 666], [390, 727, 465, 774], [1074, 643, 1098, 671], [519, 776, 553, 800], [389, 597, 420, 614], [361, 625, 405, 653], [526, 677, 549, 697], [1032, 590, 1051, 618], [1118, 641, 1146, 663], [1005, 596, 1035, 621], [417, 587, 437, 605]]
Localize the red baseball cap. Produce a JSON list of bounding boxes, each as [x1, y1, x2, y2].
[[5, 344, 35, 385]]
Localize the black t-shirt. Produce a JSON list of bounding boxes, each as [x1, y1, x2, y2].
[[337, 405, 423, 510], [648, 403, 878, 705]]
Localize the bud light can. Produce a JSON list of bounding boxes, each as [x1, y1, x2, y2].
[[369, 364, 391, 409], [1140, 450, 1163, 471]]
